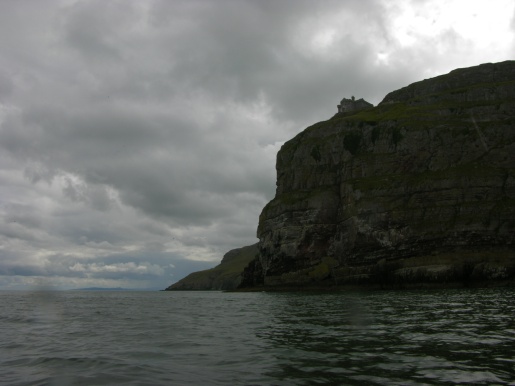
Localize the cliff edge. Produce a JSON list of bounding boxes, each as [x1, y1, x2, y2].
[[240, 61, 515, 289]]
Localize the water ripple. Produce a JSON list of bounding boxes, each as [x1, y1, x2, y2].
[[1, 288, 514, 385]]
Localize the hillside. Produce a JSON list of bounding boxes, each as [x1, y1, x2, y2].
[[166, 244, 258, 290]]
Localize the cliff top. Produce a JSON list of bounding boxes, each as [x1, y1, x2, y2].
[[380, 60, 515, 105]]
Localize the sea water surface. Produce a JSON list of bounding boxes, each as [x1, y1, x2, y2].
[[1, 288, 514, 385]]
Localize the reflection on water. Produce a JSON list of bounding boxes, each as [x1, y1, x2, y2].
[[0, 288, 514, 385], [258, 290, 515, 385]]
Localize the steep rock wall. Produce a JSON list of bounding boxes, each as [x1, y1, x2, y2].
[[241, 61, 515, 288]]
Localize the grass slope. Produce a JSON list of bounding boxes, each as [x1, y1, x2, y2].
[[166, 244, 258, 290]]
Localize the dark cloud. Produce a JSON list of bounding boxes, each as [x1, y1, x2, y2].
[[0, 0, 513, 289]]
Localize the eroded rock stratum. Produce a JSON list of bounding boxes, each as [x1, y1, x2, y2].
[[240, 61, 515, 288]]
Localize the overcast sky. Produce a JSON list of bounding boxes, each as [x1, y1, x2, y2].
[[0, 0, 514, 290]]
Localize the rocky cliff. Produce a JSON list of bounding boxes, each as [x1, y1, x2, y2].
[[240, 61, 515, 289], [166, 244, 258, 290]]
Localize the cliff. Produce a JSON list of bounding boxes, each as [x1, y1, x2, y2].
[[240, 61, 515, 289], [166, 244, 258, 290]]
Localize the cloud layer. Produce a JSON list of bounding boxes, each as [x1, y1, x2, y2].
[[0, 0, 513, 289]]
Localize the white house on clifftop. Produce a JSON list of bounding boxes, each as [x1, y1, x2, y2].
[[337, 96, 373, 113]]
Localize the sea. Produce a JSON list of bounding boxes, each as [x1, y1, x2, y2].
[[1, 288, 514, 385]]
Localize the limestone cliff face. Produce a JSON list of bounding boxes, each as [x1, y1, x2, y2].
[[241, 61, 515, 288]]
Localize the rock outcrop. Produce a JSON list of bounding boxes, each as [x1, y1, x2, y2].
[[337, 97, 373, 114], [240, 61, 515, 289], [166, 244, 258, 290]]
